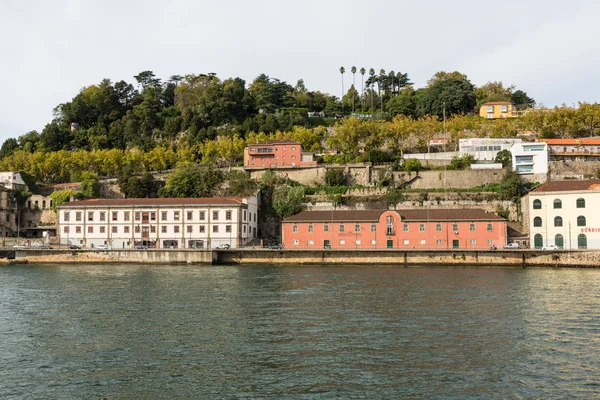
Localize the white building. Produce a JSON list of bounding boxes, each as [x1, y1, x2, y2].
[[0, 172, 27, 190], [459, 138, 522, 161], [57, 196, 259, 249], [510, 141, 549, 175], [527, 180, 600, 249]]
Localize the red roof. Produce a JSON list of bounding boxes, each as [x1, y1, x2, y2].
[[247, 139, 299, 146], [59, 197, 246, 208], [481, 101, 512, 106], [284, 209, 505, 223], [539, 138, 600, 145], [532, 180, 600, 193]]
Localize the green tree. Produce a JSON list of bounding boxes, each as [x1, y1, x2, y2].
[[0, 138, 18, 159], [325, 169, 347, 186], [79, 172, 100, 198], [160, 163, 223, 198], [272, 185, 305, 217], [360, 67, 366, 110], [386, 186, 403, 208], [339, 66, 345, 113], [495, 150, 512, 168], [403, 158, 422, 172], [418, 76, 476, 118], [511, 90, 535, 110]]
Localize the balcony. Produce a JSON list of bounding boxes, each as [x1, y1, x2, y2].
[[247, 147, 274, 156]]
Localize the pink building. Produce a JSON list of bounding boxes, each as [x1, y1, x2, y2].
[[282, 209, 507, 250], [244, 139, 317, 169]]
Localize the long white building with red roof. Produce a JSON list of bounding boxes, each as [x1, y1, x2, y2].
[[57, 196, 258, 249]]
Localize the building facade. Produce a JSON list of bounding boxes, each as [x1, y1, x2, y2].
[[57, 196, 259, 249], [244, 139, 316, 169], [479, 102, 518, 119], [527, 180, 600, 249], [459, 138, 521, 162], [282, 209, 506, 250], [539, 138, 600, 161], [510, 141, 549, 175]]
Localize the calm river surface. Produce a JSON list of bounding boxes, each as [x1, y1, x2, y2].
[[1, 265, 600, 399]]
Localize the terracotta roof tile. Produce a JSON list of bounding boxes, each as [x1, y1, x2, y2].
[[247, 139, 299, 146], [532, 180, 600, 193], [284, 209, 505, 223], [59, 197, 245, 208], [540, 138, 600, 145]]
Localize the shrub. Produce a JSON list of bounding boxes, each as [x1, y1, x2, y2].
[[404, 158, 422, 172], [325, 169, 347, 186]]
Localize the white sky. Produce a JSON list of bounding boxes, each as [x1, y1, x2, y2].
[[1, 0, 599, 143]]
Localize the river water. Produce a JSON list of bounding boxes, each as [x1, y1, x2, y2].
[[1, 265, 599, 399]]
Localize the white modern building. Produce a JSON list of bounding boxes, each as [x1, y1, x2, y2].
[[57, 196, 259, 249], [527, 180, 600, 249], [510, 141, 549, 175], [0, 172, 27, 190], [459, 138, 522, 161]]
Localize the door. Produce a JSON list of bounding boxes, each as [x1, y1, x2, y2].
[[386, 240, 393, 249], [534, 234, 543, 249], [323, 240, 330, 249], [452, 240, 459, 249]]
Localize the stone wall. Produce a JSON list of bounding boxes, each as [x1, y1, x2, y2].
[[13, 249, 214, 264], [393, 169, 505, 189], [549, 160, 600, 179]]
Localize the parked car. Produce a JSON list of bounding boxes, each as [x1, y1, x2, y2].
[[68, 244, 82, 249], [95, 244, 110, 250], [542, 244, 559, 250], [503, 243, 520, 249], [266, 244, 284, 250], [12, 244, 27, 249], [216, 244, 231, 250], [135, 245, 147, 250], [33, 244, 52, 249]]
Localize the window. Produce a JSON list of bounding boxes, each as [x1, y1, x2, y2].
[[76, 226, 81, 233], [174, 226, 180, 233], [555, 234, 564, 249], [213, 211, 219, 220], [199, 226, 205, 233], [577, 198, 585, 208], [355, 240, 361, 245], [88, 212, 94, 221], [88, 226, 93, 233], [386, 215, 394, 235], [112, 212, 118, 221], [64, 226, 69, 233], [187, 211, 193, 221], [419, 224, 425, 232], [200, 211, 206, 220], [293, 239, 299, 245], [339, 224, 345, 232], [100, 212, 106, 222], [371, 240, 377, 245], [42, 200, 46, 209], [151, 226, 156, 233], [226, 210, 232, 220], [487, 223, 493, 232], [324, 224, 329, 232], [243, 210, 247, 221], [436, 223, 442, 232], [339, 239, 346, 245], [135, 212, 140, 221], [161, 211, 167, 221], [554, 216, 563, 227], [578, 234, 587, 249], [291, 146, 296, 151], [161, 226, 167, 233], [470, 239, 476, 245], [577, 216, 586, 227], [420, 239, 426, 245], [135, 226, 140, 233], [243, 226, 246, 233], [150, 212, 156, 221], [124, 211, 130, 221], [487, 239, 493, 245], [308, 239, 314, 245], [212, 226, 218, 233], [76, 212, 82, 221], [470, 223, 475, 231], [452, 224, 459, 232], [371, 225, 376, 232], [355, 224, 361, 232], [533, 217, 542, 227], [187, 225, 192, 233], [534, 234, 543, 249], [293, 225, 298, 233], [64, 212, 70, 222], [403, 239, 410, 245], [553, 199, 562, 209], [532, 199, 541, 209], [308, 225, 314, 232], [436, 239, 443, 245], [174, 211, 180, 221], [124, 226, 129, 234], [403, 224, 409, 232], [226, 225, 232, 233], [112, 226, 118, 233]]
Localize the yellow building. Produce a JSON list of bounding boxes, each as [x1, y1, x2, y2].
[[479, 101, 518, 119]]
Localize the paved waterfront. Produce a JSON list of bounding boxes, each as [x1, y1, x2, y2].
[[1, 265, 599, 399]]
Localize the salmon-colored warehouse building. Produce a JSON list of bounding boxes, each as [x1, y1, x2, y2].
[[244, 139, 317, 169], [282, 209, 507, 250]]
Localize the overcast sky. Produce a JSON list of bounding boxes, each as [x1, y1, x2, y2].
[[1, 0, 599, 143]]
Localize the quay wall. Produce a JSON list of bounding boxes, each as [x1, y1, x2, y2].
[[10, 249, 215, 264]]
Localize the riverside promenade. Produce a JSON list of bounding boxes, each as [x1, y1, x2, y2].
[[2, 248, 600, 268]]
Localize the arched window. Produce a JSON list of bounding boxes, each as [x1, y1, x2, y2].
[[577, 198, 585, 208], [578, 234, 587, 249], [534, 234, 543, 249], [577, 216, 586, 227], [555, 234, 564, 249], [554, 216, 563, 227], [533, 199, 542, 209], [553, 199, 562, 209], [533, 217, 542, 227], [386, 215, 394, 235]]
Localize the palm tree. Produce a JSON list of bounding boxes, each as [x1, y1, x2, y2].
[[389, 70, 395, 98], [379, 69, 385, 113], [351, 66, 357, 113], [369, 68, 375, 112], [360, 67, 366, 111], [340, 66, 345, 114]]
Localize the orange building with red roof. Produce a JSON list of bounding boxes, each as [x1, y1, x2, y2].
[[244, 140, 316, 169]]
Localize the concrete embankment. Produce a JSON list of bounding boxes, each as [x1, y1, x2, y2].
[[3, 248, 600, 267]]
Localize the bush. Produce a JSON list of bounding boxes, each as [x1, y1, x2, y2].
[[449, 154, 474, 170], [404, 158, 422, 172], [325, 169, 347, 186]]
